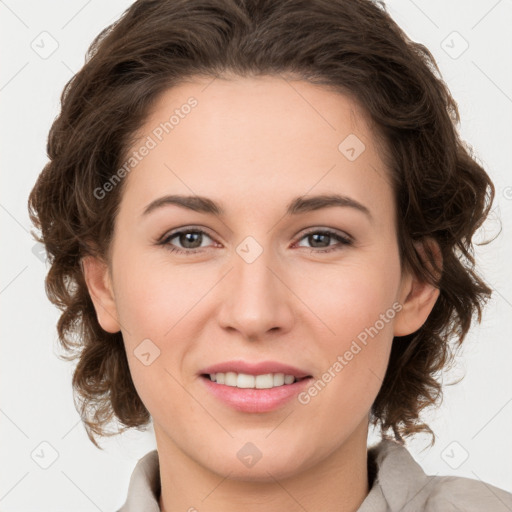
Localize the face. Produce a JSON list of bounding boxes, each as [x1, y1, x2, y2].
[[85, 75, 433, 481]]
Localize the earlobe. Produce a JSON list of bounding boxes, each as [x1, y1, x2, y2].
[[81, 255, 121, 333], [393, 238, 442, 337]]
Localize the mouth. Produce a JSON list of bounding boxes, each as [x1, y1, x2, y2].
[[198, 360, 314, 412], [199, 369, 314, 413], [200, 372, 312, 389]]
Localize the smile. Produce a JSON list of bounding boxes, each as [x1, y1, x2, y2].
[[206, 371, 307, 389], [200, 373, 313, 413]]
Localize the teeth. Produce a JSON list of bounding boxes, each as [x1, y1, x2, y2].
[[208, 372, 299, 389]]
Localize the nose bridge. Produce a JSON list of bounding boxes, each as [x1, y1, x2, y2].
[[218, 239, 293, 338]]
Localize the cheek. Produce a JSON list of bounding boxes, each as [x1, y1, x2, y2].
[[295, 251, 400, 409], [110, 247, 218, 397], [111, 252, 202, 420], [113, 249, 206, 342], [303, 252, 401, 342]]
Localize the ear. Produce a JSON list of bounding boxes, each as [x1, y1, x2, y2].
[[81, 255, 121, 333], [394, 238, 442, 337]]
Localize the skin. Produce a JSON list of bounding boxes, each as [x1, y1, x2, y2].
[[83, 75, 440, 512]]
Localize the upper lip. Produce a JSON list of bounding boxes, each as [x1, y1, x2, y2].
[[200, 360, 312, 379]]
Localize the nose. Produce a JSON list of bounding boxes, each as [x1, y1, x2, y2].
[[217, 244, 295, 342]]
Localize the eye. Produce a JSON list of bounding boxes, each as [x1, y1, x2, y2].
[[157, 227, 353, 256], [158, 228, 216, 255], [294, 229, 353, 253]]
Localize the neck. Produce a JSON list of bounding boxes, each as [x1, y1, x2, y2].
[[156, 421, 370, 512]]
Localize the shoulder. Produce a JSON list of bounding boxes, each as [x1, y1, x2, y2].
[[424, 473, 512, 511], [366, 439, 512, 512], [116, 449, 161, 512]]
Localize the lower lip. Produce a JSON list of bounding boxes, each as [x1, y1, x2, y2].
[[200, 375, 313, 413]]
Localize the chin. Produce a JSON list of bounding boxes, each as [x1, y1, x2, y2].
[[199, 440, 321, 482]]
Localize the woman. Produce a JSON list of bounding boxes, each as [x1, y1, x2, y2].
[[27, 0, 512, 510]]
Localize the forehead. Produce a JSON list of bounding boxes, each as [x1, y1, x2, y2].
[[119, 75, 393, 223]]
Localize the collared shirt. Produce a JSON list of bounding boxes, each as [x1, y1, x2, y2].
[[117, 438, 512, 511]]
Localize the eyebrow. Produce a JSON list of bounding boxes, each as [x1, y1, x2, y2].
[[141, 193, 373, 221]]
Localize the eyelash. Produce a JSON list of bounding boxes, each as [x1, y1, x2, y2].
[[157, 227, 353, 256]]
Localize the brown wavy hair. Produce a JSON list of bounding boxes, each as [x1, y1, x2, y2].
[[28, 0, 495, 448]]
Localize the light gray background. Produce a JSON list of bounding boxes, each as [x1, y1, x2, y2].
[[1, 0, 511, 510]]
